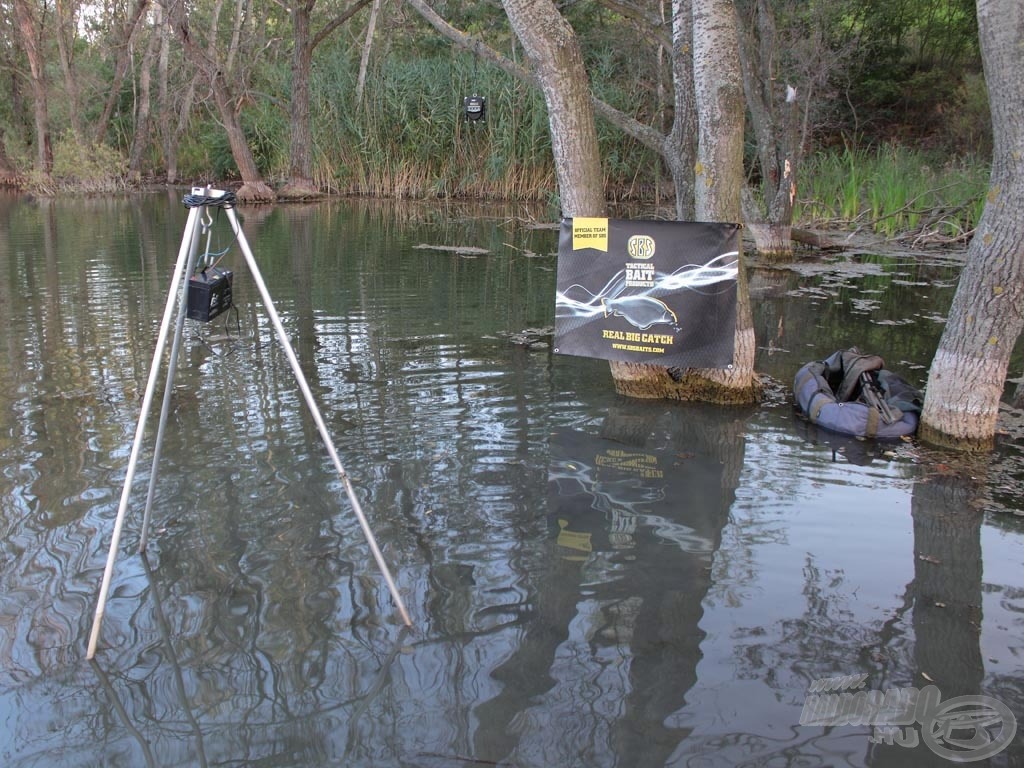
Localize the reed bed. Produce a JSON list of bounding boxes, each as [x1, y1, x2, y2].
[[301, 52, 659, 204], [796, 144, 988, 241], [27, 50, 988, 247]]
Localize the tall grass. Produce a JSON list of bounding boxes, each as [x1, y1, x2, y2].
[[797, 144, 988, 239], [306, 53, 561, 200], [19, 132, 129, 195], [277, 49, 658, 204], [79, 43, 985, 239]]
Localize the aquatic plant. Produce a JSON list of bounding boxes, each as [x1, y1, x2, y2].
[[795, 143, 987, 241]]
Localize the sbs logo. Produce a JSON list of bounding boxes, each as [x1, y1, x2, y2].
[[627, 235, 656, 260]]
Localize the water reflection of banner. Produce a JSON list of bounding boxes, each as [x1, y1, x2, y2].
[[554, 218, 739, 368], [548, 426, 722, 561]]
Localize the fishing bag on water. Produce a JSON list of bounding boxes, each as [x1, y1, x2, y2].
[[794, 348, 922, 439]]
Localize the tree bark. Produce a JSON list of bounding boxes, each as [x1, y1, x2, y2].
[[13, 0, 53, 174], [280, 0, 320, 200], [919, 0, 1024, 450], [128, 26, 160, 182], [279, 0, 372, 200], [692, 0, 745, 231], [165, 0, 275, 201], [611, 0, 760, 404], [737, 0, 800, 260], [666, 0, 697, 220], [500, 0, 606, 219], [94, 0, 151, 145], [688, 0, 758, 398]]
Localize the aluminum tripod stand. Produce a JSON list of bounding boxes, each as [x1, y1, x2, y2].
[[87, 188, 412, 659]]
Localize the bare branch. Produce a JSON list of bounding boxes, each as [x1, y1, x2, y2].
[[312, 0, 374, 51], [403, 0, 536, 84], [595, 0, 671, 50]]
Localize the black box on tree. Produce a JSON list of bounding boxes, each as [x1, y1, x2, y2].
[[187, 268, 233, 322]]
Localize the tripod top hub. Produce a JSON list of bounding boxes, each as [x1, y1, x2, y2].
[[184, 187, 237, 209]]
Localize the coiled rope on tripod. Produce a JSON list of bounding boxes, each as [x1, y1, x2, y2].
[[182, 190, 238, 209]]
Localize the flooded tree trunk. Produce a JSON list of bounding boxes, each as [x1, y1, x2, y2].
[[738, 0, 799, 261], [500, 0, 606, 219], [611, 0, 760, 404], [280, 0, 319, 200], [743, 218, 792, 258], [211, 78, 277, 203], [919, 0, 1024, 450], [280, 0, 371, 200], [409, 0, 756, 403]]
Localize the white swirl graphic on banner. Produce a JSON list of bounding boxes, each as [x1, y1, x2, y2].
[[556, 251, 738, 332]]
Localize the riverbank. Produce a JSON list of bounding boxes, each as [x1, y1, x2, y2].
[[10, 134, 988, 249]]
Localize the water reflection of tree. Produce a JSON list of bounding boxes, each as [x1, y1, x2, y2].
[[750, 455, 996, 765], [0, 197, 169, 683], [697, 443, 1003, 766], [469, 401, 749, 767], [80, 204, 413, 764], [868, 468, 987, 766], [749, 256, 961, 388]]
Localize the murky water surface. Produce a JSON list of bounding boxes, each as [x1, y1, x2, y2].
[[0, 193, 1021, 767]]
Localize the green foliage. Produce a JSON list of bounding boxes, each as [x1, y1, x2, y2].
[[25, 133, 128, 194], [0, 0, 991, 232], [175, 134, 216, 181], [840, 144, 863, 221], [833, 0, 982, 149], [796, 143, 988, 237], [205, 131, 239, 181], [243, 100, 290, 181], [308, 48, 560, 199]]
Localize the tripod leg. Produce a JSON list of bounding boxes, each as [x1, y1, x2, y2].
[[225, 207, 413, 627], [87, 206, 204, 660], [139, 212, 205, 553]]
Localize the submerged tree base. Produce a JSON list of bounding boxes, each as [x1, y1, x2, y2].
[[917, 422, 995, 453], [236, 181, 277, 203], [746, 222, 793, 262], [278, 180, 324, 201], [610, 361, 763, 404]]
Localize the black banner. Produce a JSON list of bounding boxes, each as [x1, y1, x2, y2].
[[554, 218, 739, 368]]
